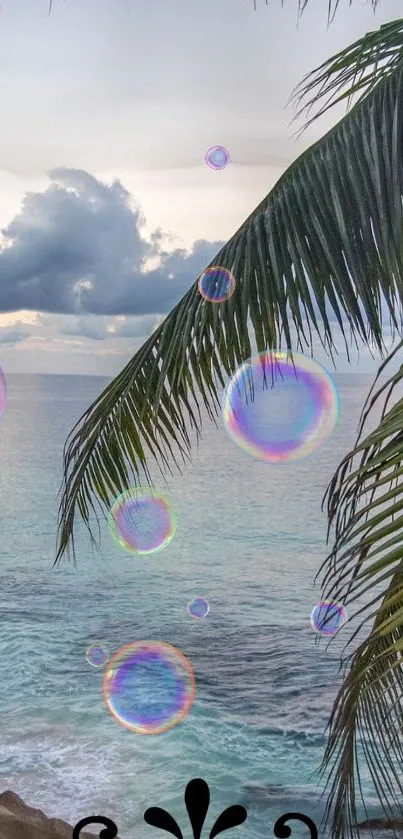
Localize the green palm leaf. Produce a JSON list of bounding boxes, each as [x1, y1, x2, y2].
[[255, 0, 380, 22], [290, 17, 403, 132], [318, 341, 403, 838], [57, 18, 403, 564]]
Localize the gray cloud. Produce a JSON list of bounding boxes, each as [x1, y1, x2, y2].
[[0, 169, 394, 344], [0, 326, 27, 344], [57, 313, 159, 341], [0, 168, 224, 317], [113, 315, 160, 338], [59, 316, 110, 341]]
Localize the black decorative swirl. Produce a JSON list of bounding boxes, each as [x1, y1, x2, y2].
[[72, 779, 319, 839], [209, 804, 248, 839], [144, 778, 247, 839], [144, 807, 184, 839], [72, 815, 119, 839], [273, 811, 318, 839], [186, 777, 210, 839]]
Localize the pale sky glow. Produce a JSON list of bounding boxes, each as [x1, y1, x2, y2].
[[0, 0, 401, 376]]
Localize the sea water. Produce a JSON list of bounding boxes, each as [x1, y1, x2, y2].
[[0, 373, 392, 838]]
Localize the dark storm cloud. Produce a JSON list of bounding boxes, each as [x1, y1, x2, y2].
[[1, 168, 388, 334], [0, 169, 224, 316]]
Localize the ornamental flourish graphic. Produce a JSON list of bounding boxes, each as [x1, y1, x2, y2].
[[72, 777, 318, 839]]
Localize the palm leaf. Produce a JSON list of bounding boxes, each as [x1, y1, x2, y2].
[[290, 17, 403, 134], [317, 340, 403, 839], [57, 18, 403, 564], [254, 0, 380, 22]]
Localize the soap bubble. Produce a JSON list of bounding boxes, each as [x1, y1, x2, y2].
[[86, 642, 110, 669], [198, 265, 236, 303], [102, 641, 196, 734], [205, 145, 230, 170], [310, 601, 348, 636], [222, 350, 339, 462], [0, 366, 7, 421], [187, 596, 210, 619], [108, 487, 177, 556]]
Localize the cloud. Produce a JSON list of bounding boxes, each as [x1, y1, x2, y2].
[[0, 326, 27, 344], [0, 168, 395, 350], [59, 315, 110, 341], [57, 313, 160, 341], [112, 314, 160, 338], [0, 168, 224, 317]]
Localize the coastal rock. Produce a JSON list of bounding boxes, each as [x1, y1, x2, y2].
[[0, 790, 122, 838], [357, 817, 403, 831]]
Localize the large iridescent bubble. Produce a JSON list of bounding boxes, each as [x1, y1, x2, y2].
[[108, 487, 177, 556], [222, 350, 339, 462], [310, 601, 348, 637], [0, 366, 7, 421], [102, 641, 196, 734]]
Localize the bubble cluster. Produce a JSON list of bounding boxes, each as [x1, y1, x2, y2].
[[108, 488, 177, 556], [86, 642, 110, 669], [198, 266, 236, 303], [310, 601, 348, 637], [222, 350, 339, 463], [102, 641, 196, 734], [0, 366, 7, 421], [205, 145, 230, 170], [187, 596, 210, 620]]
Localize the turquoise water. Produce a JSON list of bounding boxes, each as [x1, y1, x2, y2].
[[0, 373, 390, 838]]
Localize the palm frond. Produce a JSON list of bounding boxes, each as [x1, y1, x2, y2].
[[291, 18, 403, 133], [57, 21, 403, 565], [254, 0, 380, 23], [317, 340, 403, 838]]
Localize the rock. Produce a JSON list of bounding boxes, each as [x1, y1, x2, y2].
[[0, 790, 123, 838], [357, 818, 403, 831]]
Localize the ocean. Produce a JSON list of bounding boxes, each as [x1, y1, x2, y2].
[[0, 372, 393, 838]]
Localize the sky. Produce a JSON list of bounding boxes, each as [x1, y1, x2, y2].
[[0, 0, 401, 376]]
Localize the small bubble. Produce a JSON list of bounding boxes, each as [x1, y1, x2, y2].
[[205, 145, 230, 170], [187, 596, 210, 620], [86, 642, 110, 669], [198, 266, 236, 303], [310, 601, 348, 636]]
